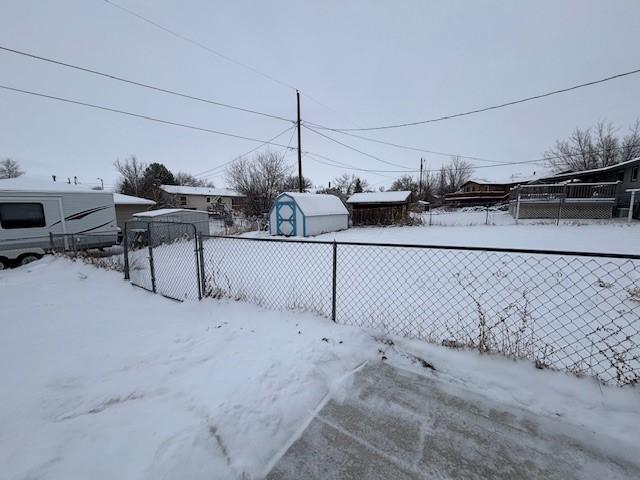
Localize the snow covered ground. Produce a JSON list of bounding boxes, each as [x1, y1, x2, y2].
[[1, 257, 639, 479], [313, 212, 640, 254]]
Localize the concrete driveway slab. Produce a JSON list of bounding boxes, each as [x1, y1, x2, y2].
[[266, 362, 639, 480]]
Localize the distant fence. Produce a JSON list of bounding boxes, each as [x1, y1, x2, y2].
[[123, 224, 640, 386]]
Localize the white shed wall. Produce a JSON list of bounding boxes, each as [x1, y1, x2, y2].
[[305, 214, 349, 236]]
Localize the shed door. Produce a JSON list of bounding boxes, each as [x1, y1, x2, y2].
[[276, 202, 296, 236]]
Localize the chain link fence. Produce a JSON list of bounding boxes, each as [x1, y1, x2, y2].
[[123, 220, 201, 301], [124, 226, 640, 385]]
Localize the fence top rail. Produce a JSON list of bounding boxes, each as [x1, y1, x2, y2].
[[200, 233, 640, 260]]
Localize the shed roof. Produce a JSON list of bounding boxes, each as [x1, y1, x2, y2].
[[160, 185, 245, 197], [113, 193, 156, 206], [277, 192, 348, 216], [133, 208, 207, 217], [347, 191, 412, 204]]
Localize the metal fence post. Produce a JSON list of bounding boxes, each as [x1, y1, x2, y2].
[[429, 209, 433, 226], [49, 232, 54, 252], [515, 189, 521, 224], [123, 222, 130, 280], [147, 224, 157, 293], [194, 228, 202, 300], [557, 186, 567, 226], [198, 233, 207, 299], [331, 241, 337, 322], [485, 204, 489, 225]]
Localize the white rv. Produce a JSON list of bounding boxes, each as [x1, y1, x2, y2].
[[0, 179, 118, 269]]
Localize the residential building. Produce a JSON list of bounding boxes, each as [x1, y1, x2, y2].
[[160, 185, 246, 212], [444, 179, 516, 206]]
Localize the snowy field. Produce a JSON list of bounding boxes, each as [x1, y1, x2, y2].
[[1, 257, 639, 479], [312, 211, 640, 255]]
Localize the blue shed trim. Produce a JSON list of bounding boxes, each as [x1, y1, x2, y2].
[[275, 201, 296, 236], [269, 193, 315, 237]]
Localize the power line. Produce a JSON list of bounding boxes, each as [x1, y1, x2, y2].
[[304, 151, 406, 175], [101, 0, 298, 92], [194, 125, 296, 178], [0, 84, 294, 147], [302, 121, 511, 164], [0, 45, 294, 123], [303, 124, 415, 170], [100, 0, 365, 128], [312, 67, 640, 132]]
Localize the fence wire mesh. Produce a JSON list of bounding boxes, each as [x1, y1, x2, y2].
[[125, 226, 640, 385]]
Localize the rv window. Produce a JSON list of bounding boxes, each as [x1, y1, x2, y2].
[[0, 203, 46, 229]]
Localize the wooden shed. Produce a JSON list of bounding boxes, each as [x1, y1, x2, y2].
[[347, 191, 413, 225]]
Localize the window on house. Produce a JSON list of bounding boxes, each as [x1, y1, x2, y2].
[[206, 197, 211, 203], [0, 203, 46, 229], [179, 196, 187, 206], [617, 170, 625, 182], [632, 167, 639, 182]]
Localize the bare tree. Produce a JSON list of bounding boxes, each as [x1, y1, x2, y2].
[[114, 155, 147, 197], [389, 175, 418, 193], [173, 172, 214, 188], [226, 151, 291, 215], [545, 120, 640, 172], [332, 173, 368, 196], [0, 158, 25, 179], [282, 175, 313, 192]]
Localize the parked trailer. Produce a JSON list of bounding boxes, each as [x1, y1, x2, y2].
[[0, 180, 118, 269]]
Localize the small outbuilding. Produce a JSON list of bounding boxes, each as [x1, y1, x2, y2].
[[113, 193, 155, 229], [269, 192, 349, 237], [347, 191, 413, 225], [132, 208, 210, 235]]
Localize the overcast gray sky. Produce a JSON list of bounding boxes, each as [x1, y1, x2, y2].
[[1, 0, 639, 190]]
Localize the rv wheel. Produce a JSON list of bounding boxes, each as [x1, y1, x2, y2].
[[0, 258, 8, 270], [18, 253, 41, 266]]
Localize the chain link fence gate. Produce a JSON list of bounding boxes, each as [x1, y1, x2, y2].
[[124, 220, 201, 301]]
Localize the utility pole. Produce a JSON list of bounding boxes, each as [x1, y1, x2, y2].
[[418, 158, 424, 198], [296, 89, 303, 193]]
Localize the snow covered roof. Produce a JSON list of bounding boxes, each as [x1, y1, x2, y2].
[[0, 176, 109, 194], [160, 185, 245, 197], [113, 193, 155, 206], [539, 156, 640, 180], [347, 191, 412, 204], [133, 208, 207, 217], [278, 192, 348, 216]]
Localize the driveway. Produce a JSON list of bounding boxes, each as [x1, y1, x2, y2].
[[266, 363, 639, 479]]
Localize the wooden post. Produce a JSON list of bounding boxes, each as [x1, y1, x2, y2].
[[629, 191, 637, 223]]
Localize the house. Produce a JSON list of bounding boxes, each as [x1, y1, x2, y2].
[[269, 192, 349, 237], [346, 191, 413, 225], [528, 157, 640, 219], [444, 179, 520, 206], [509, 157, 640, 220], [160, 185, 246, 213], [113, 193, 155, 229]]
